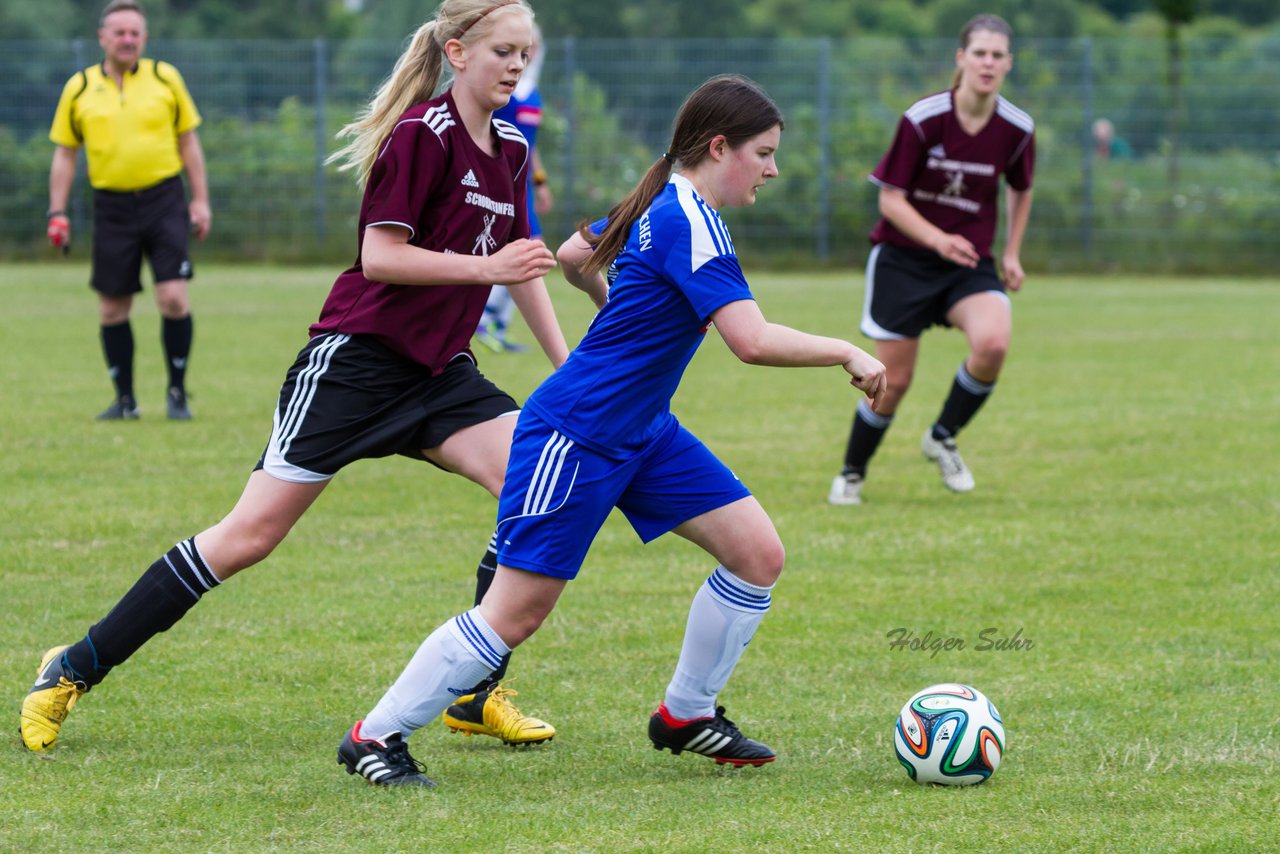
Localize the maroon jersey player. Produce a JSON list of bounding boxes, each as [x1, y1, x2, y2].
[[21, 0, 568, 765], [830, 13, 1035, 505]]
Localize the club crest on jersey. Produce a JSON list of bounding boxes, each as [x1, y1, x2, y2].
[[461, 169, 480, 188], [473, 213, 498, 256]]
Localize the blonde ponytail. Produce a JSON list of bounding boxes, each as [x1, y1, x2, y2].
[[329, 21, 445, 187]]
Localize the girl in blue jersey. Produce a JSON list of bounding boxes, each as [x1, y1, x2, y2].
[[343, 74, 886, 783]]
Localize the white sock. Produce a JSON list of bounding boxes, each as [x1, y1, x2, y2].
[[663, 566, 773, 721], [361, 608, 510, 741]]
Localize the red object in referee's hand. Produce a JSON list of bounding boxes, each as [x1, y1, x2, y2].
[[47, 215, 71, 255]]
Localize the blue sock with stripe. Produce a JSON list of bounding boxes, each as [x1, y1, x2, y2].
[[62, 537, 221, 686], [361, 608, 510, 741], [663, 566, 774, 721]]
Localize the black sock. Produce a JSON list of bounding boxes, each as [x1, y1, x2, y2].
[[61, 538, 220, 687], [101, 321, 135, 401], [467, 531, 510, 693], [842, 399, 894, 477], [932, 363, 995, 441], [162, 315, 193, 392]]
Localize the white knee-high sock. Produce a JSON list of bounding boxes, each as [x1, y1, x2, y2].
[[663, 566, 774, 721], [361, 608, 510, 741]]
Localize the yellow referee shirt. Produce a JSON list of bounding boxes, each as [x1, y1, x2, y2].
[[49, 58, 202, 192]]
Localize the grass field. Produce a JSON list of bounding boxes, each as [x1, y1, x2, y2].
[[3, 263, 1278, 852]]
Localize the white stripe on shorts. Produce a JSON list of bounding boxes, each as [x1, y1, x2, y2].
[[262, 333, 349, 483], [860, 244, 908, 341], [524, 431, 574, 516]]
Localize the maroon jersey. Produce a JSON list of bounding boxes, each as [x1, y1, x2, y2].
[[311, 89, 531, 371], [869, 90, 1034, 259]]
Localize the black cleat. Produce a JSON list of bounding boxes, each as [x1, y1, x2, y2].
[[166, 387, 192, 421], [96, 395, 140, 421], [649, 703, 776, 767], [337, 722, 436, 787]]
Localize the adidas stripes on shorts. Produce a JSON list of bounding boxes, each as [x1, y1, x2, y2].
[[256, 332, 518, 483]]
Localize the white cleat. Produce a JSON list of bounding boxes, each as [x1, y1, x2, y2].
[[921, 432, 975, 492], [827, 472, 864, 505]]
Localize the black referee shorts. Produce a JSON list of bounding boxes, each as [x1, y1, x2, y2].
[[255, 333, 520, 483], [860, 242, 1004, 340], [91, 175, 192, 296]]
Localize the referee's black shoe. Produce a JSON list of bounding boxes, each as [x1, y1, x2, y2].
[[649, 703, 776, 767], [166, 387, 192, 421], [337, 721, 436, 787], [96, 395, 140, 421]]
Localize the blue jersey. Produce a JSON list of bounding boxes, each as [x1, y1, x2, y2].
[[524, 174, 753, 457]]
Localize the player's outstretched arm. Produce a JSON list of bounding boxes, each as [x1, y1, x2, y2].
[[712, 300, 886, 409]]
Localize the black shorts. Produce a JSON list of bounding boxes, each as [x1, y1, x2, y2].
[[91, 175, 192, 296], [255, 333, 519, 482], [860, 243, 1005, 340]]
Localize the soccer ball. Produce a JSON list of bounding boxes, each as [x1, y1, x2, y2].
[[894, 683, 1004, 785]]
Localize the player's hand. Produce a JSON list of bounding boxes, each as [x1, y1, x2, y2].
[[1001, 253, 1025, 292], [47, 215, 71, 253], [486, 239, 556, 284], [189, 200, 212, 240], [844, 348, 888, 411], [933, 233, 979, 269]]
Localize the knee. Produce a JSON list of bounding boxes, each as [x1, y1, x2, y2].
[[156, 295, 189, 319], [971, 335, 1010, 373], [203, 518, 288, 576], [484, 604, 551, 648], [99, 301, 131, 325], [883, 370, 913, 410], [733, 538, 785, 588]]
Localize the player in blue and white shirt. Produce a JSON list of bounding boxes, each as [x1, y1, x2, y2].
[[351, 75, 887, 778]]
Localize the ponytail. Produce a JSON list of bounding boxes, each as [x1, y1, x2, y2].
[[329, 22, 445, 187], [579, 157, 673, 277]]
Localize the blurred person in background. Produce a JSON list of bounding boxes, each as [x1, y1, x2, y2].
[[47, 0, 211, 421], [829, 13, 1035, 505]]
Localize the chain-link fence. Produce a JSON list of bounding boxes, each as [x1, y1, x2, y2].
[[2, 36, 1276, 271]]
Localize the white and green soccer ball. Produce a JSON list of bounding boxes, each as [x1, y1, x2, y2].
[[894, 683, 1004, 785]]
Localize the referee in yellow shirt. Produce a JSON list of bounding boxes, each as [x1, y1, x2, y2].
[[48, 0, 211, 421]]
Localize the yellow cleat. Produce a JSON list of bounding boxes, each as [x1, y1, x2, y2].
[[20, 645, 87, 752], [442, 681, 555, 746]]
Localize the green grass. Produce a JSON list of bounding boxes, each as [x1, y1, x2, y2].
[[2, 263, 1278, 852]]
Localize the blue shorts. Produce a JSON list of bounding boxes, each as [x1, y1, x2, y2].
[[494, 412, 751, 579]]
